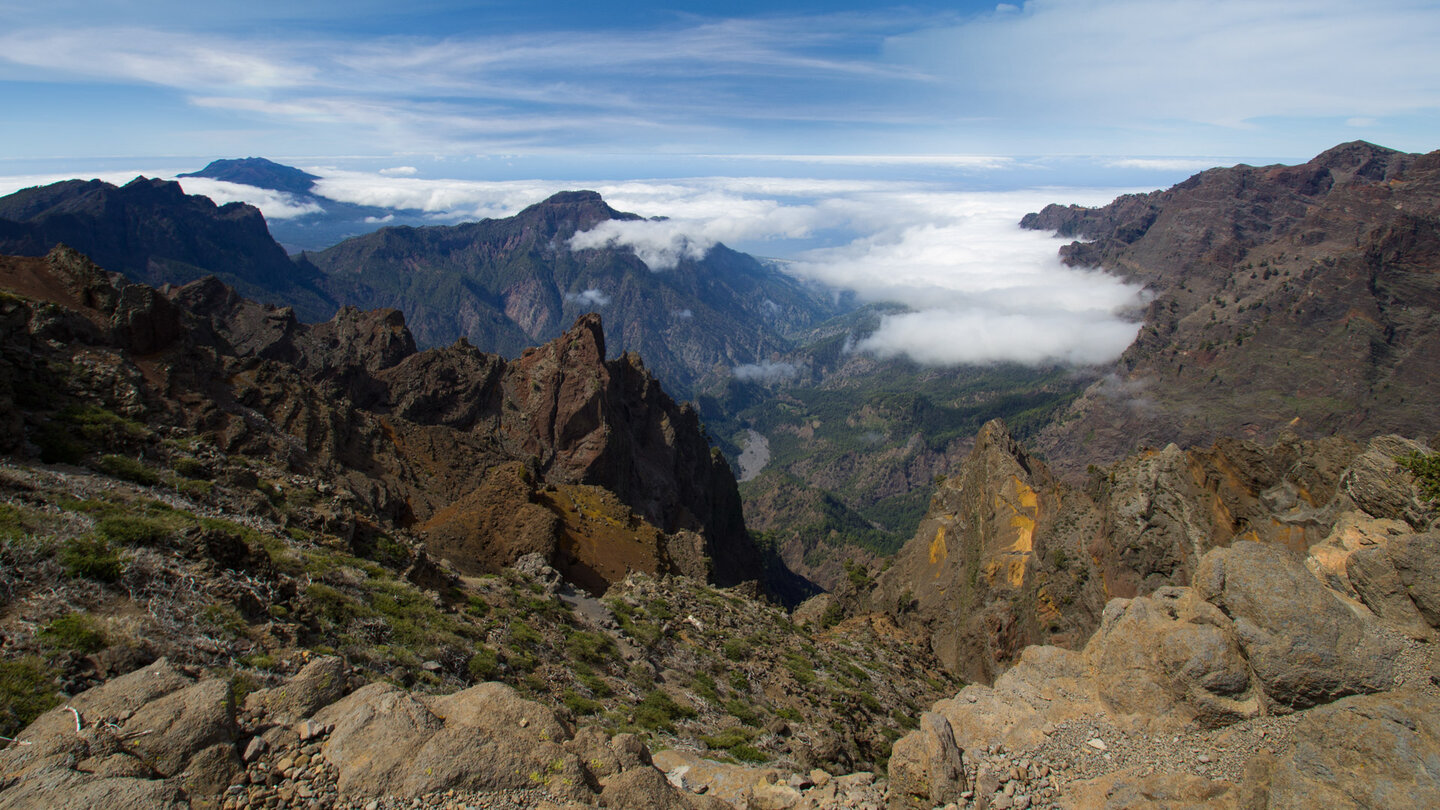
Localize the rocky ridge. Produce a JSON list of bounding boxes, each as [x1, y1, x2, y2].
[[870, 418, 1436, 685], [1022, 141, 1440, 476], [0, 246, 760, 591]]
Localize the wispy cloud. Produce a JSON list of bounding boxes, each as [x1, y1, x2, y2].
[[1103, 158, 1226, 172], [173, 177, 323, 219], [890, 0, 1440, 130], [733, 360, 800, 383], [564, 288, 611, 307]]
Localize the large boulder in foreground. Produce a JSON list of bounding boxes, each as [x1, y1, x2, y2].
[[1260, 689, 1440, 808], [1193, 541, 1401, 708]]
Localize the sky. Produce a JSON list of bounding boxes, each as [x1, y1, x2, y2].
[[1, 0, 1437, 368]]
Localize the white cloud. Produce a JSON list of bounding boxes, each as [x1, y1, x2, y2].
[[379, 166, 418, 176], [569, 220, 714, 271], [292, 167, 1146, 368], [565, 288, 611, 307], [890, 0, 1440, 130], [785, 187, 1146, 366], [733, 360, 799, 383], [1104, 158, 1225, 172], [172, 177, 324, 219]]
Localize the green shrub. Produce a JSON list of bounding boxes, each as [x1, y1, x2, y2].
[[94, 455, 159, 486], [59, 536, 124, 582], [562, 690, 602, 716], [700, 726, 757, 750], [1397, 452, 1440, 502], [199, 604, 248, 638], [0, 504, 33, 540], [634, 689, 696, 733], [578, 671, 613, 697], [0, 657, 62, 737], [722, 638, 752, 661], [564, 630, 617, 665], [691, 671, 720, 703], [38, 613, 108, 654], [510, 622, 542, 645], [172, 457, 210, 480], [729, 744, 767, 763], [468, 648, 501, 681], [723, 698, 761, 726], [95, 515, 170, 547]]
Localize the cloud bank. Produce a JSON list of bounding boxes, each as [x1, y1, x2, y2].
[[267, 167, 1146, 368], [173, 177, 324, 220]]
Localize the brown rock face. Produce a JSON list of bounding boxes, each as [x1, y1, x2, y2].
[[0, 253, 762, 593], [1022, 142, 1440, 478], [875, 419, 1433, 683]]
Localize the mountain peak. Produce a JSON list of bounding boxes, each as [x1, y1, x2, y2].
[[513, 190, 642, 234], [179, 157, 321, 196]]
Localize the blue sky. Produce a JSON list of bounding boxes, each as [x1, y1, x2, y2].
[[2, 0, 1437, 172]]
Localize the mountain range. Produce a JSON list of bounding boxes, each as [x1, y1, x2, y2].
[[1, 141, 1439, 808]]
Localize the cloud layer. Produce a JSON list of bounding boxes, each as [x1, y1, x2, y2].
[[299, 169, 1147, 367]]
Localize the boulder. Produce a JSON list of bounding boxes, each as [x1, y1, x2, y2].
[[1062, 767, 1240, 810], [1261, 690, 1440, 808], [887, 711, 966, 809], [934, 644, 1096, 754], [122, 677, 236, 777], [1346, 545, 1434, 640], [1385, 531, 1440, 627], [315, 680, 595, 801], [1337, 436, 1435, 529], [312, 683, 443, 797], [1305, 511, 1411, 598], [245, 654, 349, 724], [1192, 541, 1399, 708], [1086, 587, 1263, 728]]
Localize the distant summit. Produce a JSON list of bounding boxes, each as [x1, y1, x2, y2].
[[179, 157, 320, 196]]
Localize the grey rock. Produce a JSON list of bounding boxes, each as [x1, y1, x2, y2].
[[1193, 541, 1400, 708], [1263, 689, 1440, 808]]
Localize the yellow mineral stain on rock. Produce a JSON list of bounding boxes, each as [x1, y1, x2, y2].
[[929, 526, 948, 569], [986, 477, 1039, 588]]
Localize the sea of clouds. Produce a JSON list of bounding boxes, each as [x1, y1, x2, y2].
[[0, 166, 1145, 369]]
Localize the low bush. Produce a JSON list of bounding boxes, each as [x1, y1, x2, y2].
[[634, 689, 696, 733], [468, 648, 501, 681], [1397, 451, 1440, 502], [38, 613, 108, 654], [94, 455, 159, 486], [59, 536, 124, 582], [95, 515, 170, 547], [0, 657, 62, 738]]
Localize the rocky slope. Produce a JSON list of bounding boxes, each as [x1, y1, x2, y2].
[[0, 245, 966, 807], [0, 245, 759, 592], [1023, 141, 1440, 476], [869, 418, 1436, 686]]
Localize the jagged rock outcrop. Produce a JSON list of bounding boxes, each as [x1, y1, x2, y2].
[[873, 418, 1434, 684], [887, 536, 1436, 808], [1021, 142, 1440, 476], [0, 246, 762, 592]]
